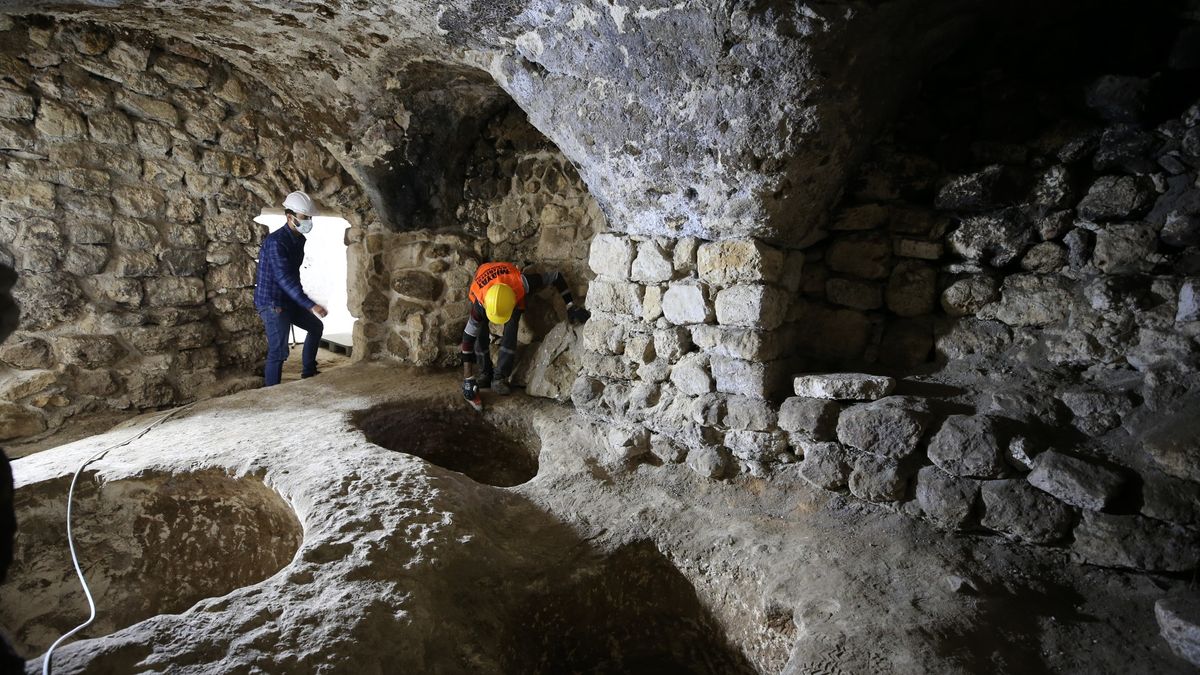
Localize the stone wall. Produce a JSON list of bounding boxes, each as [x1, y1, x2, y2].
[[0, 17, 371, 441], [348, 105, 603, 369], [559, 28, 1200, 574]]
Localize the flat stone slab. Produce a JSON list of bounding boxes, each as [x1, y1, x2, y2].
[[793, 373, 896, 401]]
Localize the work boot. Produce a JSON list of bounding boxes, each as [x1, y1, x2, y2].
[[493, 377, 511, 395], [476, 372, 493, 389]]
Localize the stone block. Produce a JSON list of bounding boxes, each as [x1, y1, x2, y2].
[[793, 373, 895, 401], [689, 325, 785, 361], [993, 274, 1072, 327], [1178, 279, 1199, 323], [0, 88, 35, 120], [697, 239, 783, 286], [144, 276, 205, 306], [631, 240, 673, 283], [586, 280, 643, 317], [779, 250, 806, 293], [778, 397, 841, 441], [1077, 175, 1154, 221], [1027, 450, 1126, 511], [825, 277, 882, 310], [108, 41, 150, 73], [392, 271, 443, 302], [63, 245, 109, 275], [916, 466, 979, 530], [642, 285, 663, 322], [607, 425, 651, 461], [588, 233, 634, 279], [35, 100, 86, 139], [934, 318, 1012, 359], [836, 397, 930, 460], [797, 441, 850, 490], [894, 238, 943, 260], [113, 184, 165, 219], [832, 204, 888, 231], [662, 282, 712, 325], [934, 165, 1024, 212], [848, 453, 909, 502], [886, 261, 936, 317], [1092, 223, 1157, 275], [649, 434, 687, 464], [686, 445, 730, 479], [0, 402, 46, 441], [117, 89, 179, 125], [826, 234, 891, 280], [54, 334, 125, 368], [714, 284, 788, 329], [1019, 241, 1067, 273], [1073, 512, 1198, 572], [725, 429, 788, 462], [725, 396, 777, 431], [927, 414, 1010, 479], [91, 276, 143, 306], [948, 209, 1031, 268], [153, 54, 210, 88], [113, 251, 159, 277], [710, 355, 786, 399], [669, 352, 712, 396], [652, 327, 691, 362], [0, 337, 53, 369], [672, 237, 698, 275], [580, 317, 625, 355], [208, 259, 257, 289], [980, 480, 1074, 544]]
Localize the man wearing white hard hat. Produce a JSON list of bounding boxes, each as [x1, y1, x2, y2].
[[253, 191, 328, 386]]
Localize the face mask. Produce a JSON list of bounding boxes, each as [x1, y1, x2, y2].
[[295, 218, 313, 234]]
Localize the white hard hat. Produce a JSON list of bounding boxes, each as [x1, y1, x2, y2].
[[282, 191, 318, 217]]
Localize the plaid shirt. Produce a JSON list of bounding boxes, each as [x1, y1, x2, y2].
[[253, 226, 314, 310]]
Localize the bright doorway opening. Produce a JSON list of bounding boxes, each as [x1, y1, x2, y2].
[[254, 209, 355, 352]]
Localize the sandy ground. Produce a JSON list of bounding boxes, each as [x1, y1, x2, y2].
[[3, 361, 1194, 674]]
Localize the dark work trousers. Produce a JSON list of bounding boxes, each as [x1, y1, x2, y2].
[[474, 308, 522, 380], [258, 304, 323, 386]]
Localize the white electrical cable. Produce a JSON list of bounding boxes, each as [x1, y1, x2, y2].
[[42, 404, 192, 675]]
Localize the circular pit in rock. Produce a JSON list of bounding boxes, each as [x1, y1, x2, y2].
[[353, 401, 539, 487], [0, 470, 303, 656]]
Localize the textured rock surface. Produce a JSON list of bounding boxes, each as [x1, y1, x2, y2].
[[980, 480, 1074, 545], [1156, 595, 1200, 667], [927, 415, 1009, 479], [792, 373, 896, 401], [836, 397, 930, 460], [1027, 451, 1126, 511]]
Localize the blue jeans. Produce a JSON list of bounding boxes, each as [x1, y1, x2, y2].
[[258, 305, 323, 386]]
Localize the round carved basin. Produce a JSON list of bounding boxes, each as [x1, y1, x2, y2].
[[0, 470, 302, 656]]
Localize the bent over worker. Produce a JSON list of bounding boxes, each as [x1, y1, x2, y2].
[[460, 262, 590, 408], [253, 191, 327, 386]]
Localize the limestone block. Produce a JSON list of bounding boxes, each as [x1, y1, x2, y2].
[[832, 204, 888, 231], [778, 397, 841, 442], [50, 167, 111, 193], [649, 434, 687, 464], [0, 120, 34, 152], [885, 261, 935, 317], [570, 376, 605, 410], [90, 276, 143, 306], [631, 240, 673, 283], [1178, 278, 1200, 322], [848, 452, 909, 502], [688, 393, 725, 427], [725, 396, 777, 432], [0, 180, 55, 212], [113, 251, 159, 277], [208, 259, 257, 290], [623, 332, 655, 365], [35, 100, 86, 139], [1162, 211, 1200, 248], [1142, 397, 1200, 483], [662, 282, 712, 325], [579, 352, 636, 380], [54, 334, 125, 368], [836, 397, 930, 460], [948, 209, 1031, 268], [585, 280, 643, 317], [607, 425, 651, 461], [993, 274, 1071, 327], [1156, 596, 1200, 667], [204, 213, 252, 243], [686, 444, 730, 479], [916, 466, 980, 530], [826, 234, 891, 280], [710, 355, 785, 399], [0, 370, 59, 402], [0, 337, 53, 369], [113, 184, 165, 219], [144, 277, 206, 306], [1092, 223, 1157, 274], [108, 41, 150, 73], [714, 284, 788, 329], [927, 415, 1009, 479], [934, 165, 1022, 212], [588, 233, 634, 279], [980, 480, 1073, 544], [1027, 450, 1126, 511], [69, 214, 117, 243], [672, 237, 699, 275], [0, 402, 46, 441], [392, 271, 443, 302], [894, 238, 943, 260], [934, 318, 1012, 359], [1073, 512, 1198, 572], [793, 374, 895, 401], [57, 188, 113, 219], [642, 285, 663, 322], [652, 327, 691, 363], [1077, 175, 1154, 220], [1059, 389, 1132, 437], [669, 352, 712, 396], [797, 441, 850, 490], [117, 90, 178, 126], [689, 325, 785, 361], [153, 54, 210, 88], [637, 359, 671, 384], [825, 278, 882, 310], [696, 239, 783, 286], [0, 88, 35, 121], [1019, 241, 1067, 273], [725, 429, 787, 462], [579, 317, 625, 355], [63, 245, 109, 276]]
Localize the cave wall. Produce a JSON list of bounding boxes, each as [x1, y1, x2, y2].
[[348, 105, 603, 368], [0, 16, 372, 441]]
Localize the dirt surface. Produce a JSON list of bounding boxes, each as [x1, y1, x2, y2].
[[5, 362, 1195, 674], [354, 400, 537, 487]]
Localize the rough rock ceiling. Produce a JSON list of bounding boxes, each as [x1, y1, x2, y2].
[[2, 1, 1019, 244]]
